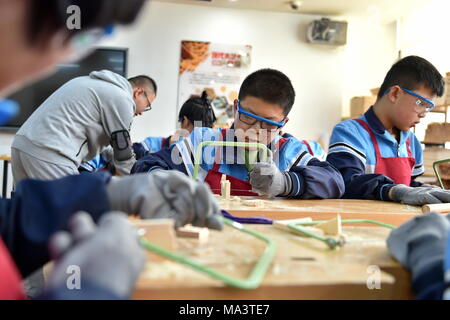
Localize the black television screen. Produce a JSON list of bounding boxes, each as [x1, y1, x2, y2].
[[3, 47, 128, 129]]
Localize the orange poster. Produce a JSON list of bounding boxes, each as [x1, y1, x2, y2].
[[178, 41, 252, 127]]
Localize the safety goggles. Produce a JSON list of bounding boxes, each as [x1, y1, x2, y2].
[[384, 87, 436, 113], [237, 101, 286, 130]]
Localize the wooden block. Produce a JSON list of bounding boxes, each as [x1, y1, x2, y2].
[[133, 219, 177, 262], [176, 225, 209, 245], [220, 174, 231, 199], [242, 199, 265, 207], [43, 261, 54, 283], [422, 203, 450, 213], [350, 96, 376, 117], [315, 214, 342, 236], [225, 181, 231, 199], [273, 217, 313, 230], [273, 217, 324, 237]]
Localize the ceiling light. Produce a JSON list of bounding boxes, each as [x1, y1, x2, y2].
[[289, 1, 303, 10]]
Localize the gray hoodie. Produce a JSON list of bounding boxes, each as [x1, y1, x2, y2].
[[12, 70, 136, 173]]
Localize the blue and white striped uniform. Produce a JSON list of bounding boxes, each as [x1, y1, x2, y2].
[[79, 154, 110, 172], [132, 136, 171, 160], [306, 141, 326, 161], [80, 136, 172, 172], [282, 133, 326, 161], [327, 107, 424, 201]]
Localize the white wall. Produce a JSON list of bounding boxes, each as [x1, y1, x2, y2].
[[397, 0, 450, 142], [340, 17, 397, 117]]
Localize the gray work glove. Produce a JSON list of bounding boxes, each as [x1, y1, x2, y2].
[[100, 146, 114, 162], [387, 212, 450, 298], [107, 171, 223, 230], [47, 211, 146, 299], [249, 162, 291, 197], [390, 184, 450, 205]]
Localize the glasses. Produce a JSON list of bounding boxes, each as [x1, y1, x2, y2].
[[142, 91, 152, 112], [384, 87, 435, 114], [401, 87, 435, 113], [66, 25, 115, 62], [237, 101, 286, 130]]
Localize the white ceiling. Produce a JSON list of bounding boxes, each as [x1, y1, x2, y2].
[[154, 0, 433, 22]]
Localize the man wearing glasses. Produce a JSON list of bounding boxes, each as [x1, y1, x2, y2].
[[327, 55, 450, 206], [11, 72, 157, 183], [132, 68, 345, 200]]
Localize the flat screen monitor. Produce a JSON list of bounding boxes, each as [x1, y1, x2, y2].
[[3, 47, 128, 130]]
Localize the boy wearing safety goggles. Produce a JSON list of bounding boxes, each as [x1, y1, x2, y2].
[[132, 68, 345, 199], [327, 55, 450, 205]]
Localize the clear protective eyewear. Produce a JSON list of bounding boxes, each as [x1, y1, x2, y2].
[[384, 87, 436, 114], [401, 87, 436, 113], [237, 101, 286, 130]]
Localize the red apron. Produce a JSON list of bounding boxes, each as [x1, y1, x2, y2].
[[205, 162, 258, 196], [355, 118, 415, 185], [204, 130, 288, 196], [0, 238, 25, 300]]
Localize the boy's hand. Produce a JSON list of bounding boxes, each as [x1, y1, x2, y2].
[[107, 171, 223, 230], [387, 212, 450, 298], [48, 211, 146, 299], [390, 184, 450, 205], [249, 162, 291, 197]]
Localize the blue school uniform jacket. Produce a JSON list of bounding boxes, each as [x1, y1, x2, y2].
[[80, 136, 172, 172], [282, 133, 326, 161], [0, 172, 123, 299]]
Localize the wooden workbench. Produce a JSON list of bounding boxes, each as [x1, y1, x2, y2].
[[134, 224, 411, 300], [132, 198, 423, 299], [217, 196, 423, 226]]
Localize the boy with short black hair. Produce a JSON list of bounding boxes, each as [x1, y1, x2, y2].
[[327, 55, 450, 205], [132, 68, 344, 199]]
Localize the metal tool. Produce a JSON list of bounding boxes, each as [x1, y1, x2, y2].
[[433, 158, 450, 189], [140, 216, 276, 290], [192, 141, 271, 180], [287, 219, 397, 250], [222, 210, 396, 250]]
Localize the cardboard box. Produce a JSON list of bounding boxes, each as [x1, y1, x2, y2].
[[370, 87, 380, 96], [429, 72, 450, 106], [435, 92, 446, 107], [423, 147, 450, 177], [424, 122, 450, 144], [350, 96, 376, 117]]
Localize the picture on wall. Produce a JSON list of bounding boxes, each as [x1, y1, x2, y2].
[[178, 40, 252, 127]]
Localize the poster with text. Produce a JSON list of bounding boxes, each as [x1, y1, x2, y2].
[[178, 41, 252, 127]]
